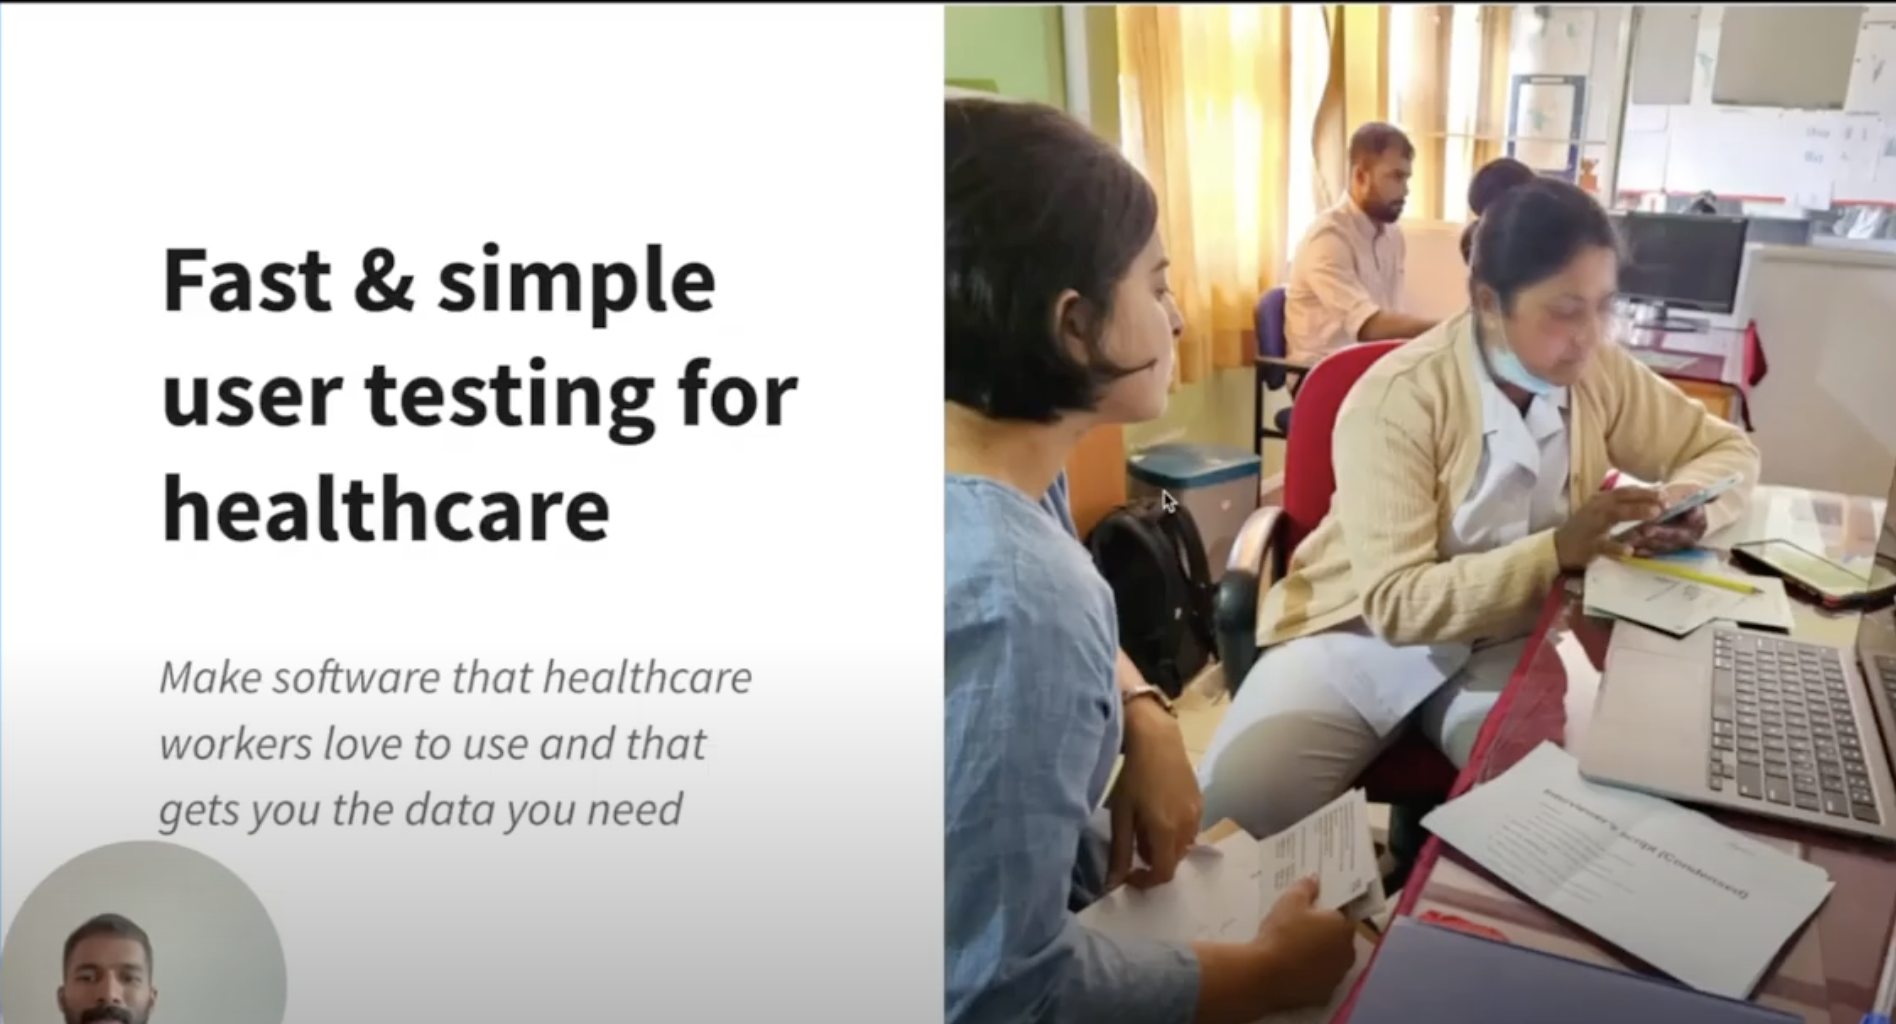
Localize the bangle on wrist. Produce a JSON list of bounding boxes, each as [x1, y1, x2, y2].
[[1122, 683, 1176, 718]]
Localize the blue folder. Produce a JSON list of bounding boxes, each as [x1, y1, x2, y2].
[[1347, 917, 1801, 1024]]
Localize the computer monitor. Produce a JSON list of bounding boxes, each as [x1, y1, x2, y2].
[[1610, 211, 1750, 332]]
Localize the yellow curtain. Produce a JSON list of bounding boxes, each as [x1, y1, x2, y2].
[[1472, 6, 1514, 170], [1118, 5, 1293, 385], [1394, 7, 1453, 220], [1311, 5, 1388, 210], [1319, 5, 1514, 218]]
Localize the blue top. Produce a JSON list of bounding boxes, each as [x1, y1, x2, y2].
[[944, 471, 1200, 1024]]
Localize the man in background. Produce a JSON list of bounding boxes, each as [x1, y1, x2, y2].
[[1284, 122, 1438, 363], [56, 914, 157, 1024]]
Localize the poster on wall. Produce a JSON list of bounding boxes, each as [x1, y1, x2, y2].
[[1508, 74, 1588, 182]]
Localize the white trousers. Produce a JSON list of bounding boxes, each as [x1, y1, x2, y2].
[[1197, 625, 1530, 839]]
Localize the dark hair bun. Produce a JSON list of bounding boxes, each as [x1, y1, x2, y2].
[[1468, 158, 1539, 217], [1468, 178, 1616, 308]]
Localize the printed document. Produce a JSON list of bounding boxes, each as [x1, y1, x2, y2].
[[1258, 787, 1382, 922], [1722, 574, 1796, 632], [1078, 793, 1384, 1022], [1585, 555, 1794, 633], [1422, 742, 1833, 999], [1583, 557, 1748, 635], [1079, 827, 1377, 1024], [1080, 790, 1382, 942]]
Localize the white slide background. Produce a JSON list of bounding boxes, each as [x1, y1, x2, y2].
[[0, 5, 943, 1020]]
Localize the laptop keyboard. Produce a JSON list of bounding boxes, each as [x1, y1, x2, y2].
[[1709, 629, 1880, 823]]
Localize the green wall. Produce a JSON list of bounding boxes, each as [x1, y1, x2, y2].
[[944, 6, 1067, 108]]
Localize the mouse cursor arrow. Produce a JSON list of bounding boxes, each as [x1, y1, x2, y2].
[[1160, 490, 1179, 513]]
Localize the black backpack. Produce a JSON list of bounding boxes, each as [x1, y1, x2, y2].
[[1085, 496, 1217, 699]]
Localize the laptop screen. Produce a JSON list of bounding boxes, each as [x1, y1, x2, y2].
[[1882, 471, 1896, 577], [1858, 471, 1896, 664]]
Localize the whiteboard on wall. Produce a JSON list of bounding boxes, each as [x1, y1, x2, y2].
[[1610, 4, 1896, 206], [1630, 5, 1700, 106], [1652, 104, 1896, 206], [1617, 129, 1671, 192], [1712, 6, 1859, 109], [1665, 107, 1805, 197]]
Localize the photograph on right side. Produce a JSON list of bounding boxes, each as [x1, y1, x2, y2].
[[943, 6, 1896, 1024]]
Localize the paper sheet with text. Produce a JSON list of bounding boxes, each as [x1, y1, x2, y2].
[[1583, 557, 1747, 635], [1259, 788, 1383, 922], [1078, 791, 1383, 1023], [1584, 555, 1794, 635], [1421, 742, 1833, 999]]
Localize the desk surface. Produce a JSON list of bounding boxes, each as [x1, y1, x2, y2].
[[1623, 323, 1747, 387], [1364, 486, 1891, 1024]]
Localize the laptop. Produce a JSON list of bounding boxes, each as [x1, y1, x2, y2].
[[1578, 473, 1896, 842]]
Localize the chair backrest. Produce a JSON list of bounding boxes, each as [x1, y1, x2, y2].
[[1254, 287, 1289, 389], [1280, 341, 1402, 550]]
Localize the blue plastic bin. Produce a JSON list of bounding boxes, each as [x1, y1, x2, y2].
[[1126, 443, 1262, 581]]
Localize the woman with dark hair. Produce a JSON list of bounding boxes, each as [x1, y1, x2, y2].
[[1459, 157, 1539, 262], [1198, 178, 1760, 840], [945, 97, 1356, 1024]]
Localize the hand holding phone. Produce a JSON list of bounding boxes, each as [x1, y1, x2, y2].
[[1608, 474, 1744, 542], [1554, 487, 1667, 569]]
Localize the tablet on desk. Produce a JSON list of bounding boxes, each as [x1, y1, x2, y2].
[[1731, 539, 1896, 610]]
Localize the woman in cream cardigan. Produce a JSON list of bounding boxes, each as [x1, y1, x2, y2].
[[1198, 179, 1762, 838]]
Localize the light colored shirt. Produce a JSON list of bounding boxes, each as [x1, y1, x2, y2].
[[1284, 198, 1407, 363], [945, 471, 1199, 1024], [1255, 311, 1761, 650]]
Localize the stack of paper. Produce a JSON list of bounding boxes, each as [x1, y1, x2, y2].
[[1078, 789, 1384, 1022], [1583, 553, 1794, 636], [1258, 787, 1384, 923], [1421, 742, 1834, 999]]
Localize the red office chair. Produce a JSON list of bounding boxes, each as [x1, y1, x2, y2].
[[1213, 341, 1456, 880]]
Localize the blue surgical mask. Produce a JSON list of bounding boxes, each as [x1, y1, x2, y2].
[[1489, 344, 1558, 396], [1476, 316, 1558, 396]]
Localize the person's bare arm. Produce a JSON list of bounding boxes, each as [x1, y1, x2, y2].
[[1190, 878, 1358, 1024], [1108, 651, 1202, 889], [1356, 309, 1436, 341]]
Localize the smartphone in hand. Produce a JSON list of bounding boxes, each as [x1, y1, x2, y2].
[[1607, 474, 1744, 541]]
